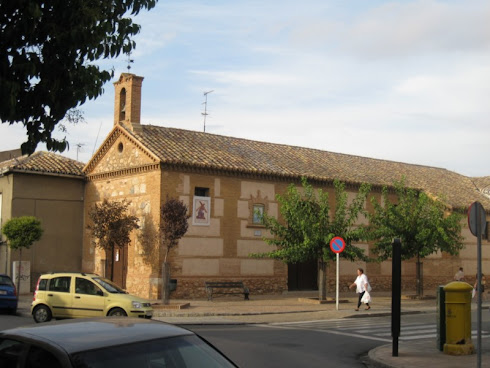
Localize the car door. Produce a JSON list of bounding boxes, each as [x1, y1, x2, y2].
[[47, 276, 73, 318], [73, 277, 106, 317]]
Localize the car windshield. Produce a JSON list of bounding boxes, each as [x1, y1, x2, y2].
[[0, 276, 13, 286], [92, 277, 126, 294], [70, 335, 236, 368]]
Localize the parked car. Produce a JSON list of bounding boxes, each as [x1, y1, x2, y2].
[[0, 274, 17, 315], [0, 317, 238, 367], [31, 272, 153, 323]]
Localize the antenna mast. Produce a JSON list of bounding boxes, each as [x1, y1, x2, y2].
[[75, 143, 84, 161], [202, 90, 214, 132]]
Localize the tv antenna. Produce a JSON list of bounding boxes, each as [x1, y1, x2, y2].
[[202, 90, 214, 132], [75, 143, 85, 161], [126, 52, 134, 72]]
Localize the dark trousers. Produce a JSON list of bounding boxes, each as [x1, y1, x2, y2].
[[358, 291, 365, 308], [358, 291, 370, 308]]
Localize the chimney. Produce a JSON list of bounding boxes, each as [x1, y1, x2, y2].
[[113, 73, 144, 134]]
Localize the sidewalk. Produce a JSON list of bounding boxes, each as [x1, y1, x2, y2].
[[17, 291, 490, 367]]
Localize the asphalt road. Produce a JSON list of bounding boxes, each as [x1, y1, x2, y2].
[[185, 312, 490, 368], [185, 323, 380, 367], [2, 310, 489, 368]]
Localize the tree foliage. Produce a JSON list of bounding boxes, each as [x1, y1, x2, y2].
[[160, 197, 190, 263], [0, 0, 158, 154], [1, 216, 43, 250], [368, 180, 464, 261], [254, 178, 371, 300], [367, 180, 464, 295], [87, 199, 139, 252], [256, 178, 371, 263], [2, 216, 43, 298]]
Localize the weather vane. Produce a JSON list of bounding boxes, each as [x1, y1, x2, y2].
[[126, 52, 134, 72]]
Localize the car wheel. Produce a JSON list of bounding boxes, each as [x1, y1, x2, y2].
[[8, 308, 17, 316], [33, 305, 52, 323], [108, 307, 127, 317]]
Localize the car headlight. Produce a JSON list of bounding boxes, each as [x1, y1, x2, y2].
[[132, 301, 142, 309]]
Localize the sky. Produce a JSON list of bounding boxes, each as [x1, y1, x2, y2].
[[1, 0, 489, 177]]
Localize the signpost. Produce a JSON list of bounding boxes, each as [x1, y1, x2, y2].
[[330, 237, 345, 311], [468, 202, 486, 368], [392, 238, 402, 357]]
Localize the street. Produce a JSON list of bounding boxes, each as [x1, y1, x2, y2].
[[185, 311, 490, 367], [1, 310, 489, 367]]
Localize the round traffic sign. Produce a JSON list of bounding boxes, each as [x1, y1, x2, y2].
[[330, 236, 346, 254], [468, 201, 486, 237]]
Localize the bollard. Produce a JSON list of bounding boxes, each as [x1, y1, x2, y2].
[[443, 281, 474, 355], [436, 285, 446, 351]]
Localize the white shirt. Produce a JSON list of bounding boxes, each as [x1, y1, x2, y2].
[[354, 274, 369, 293], [454, 270, 464, 281]]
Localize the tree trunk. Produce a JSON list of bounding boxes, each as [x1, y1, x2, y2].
[[16, 248, 22, 301], [111, 247, 115, 281], [162, 262, 171, 305], [318, 259, 327, 301], [416, 253, 423, 297]]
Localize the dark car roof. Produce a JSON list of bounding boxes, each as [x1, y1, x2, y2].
[[0, 318, 194, 354]]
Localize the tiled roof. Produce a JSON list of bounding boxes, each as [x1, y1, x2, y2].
[[131, 125, 490, 211], [0, 151, 85, 177]]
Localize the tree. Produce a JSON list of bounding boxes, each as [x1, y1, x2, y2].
[[254, 178, 371, 301], [1, 0, 158, 154], [368, 180, 464, 296], [1, 216, 43, 298], [87, 199, 139, 282], [160, 197, 190, 304]]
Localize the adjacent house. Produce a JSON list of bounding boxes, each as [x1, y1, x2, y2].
[[0, 151, 85, 291], [81, 73, 490, 300]]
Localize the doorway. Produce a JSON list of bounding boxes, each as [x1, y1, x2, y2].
[[288, 259, 318, 290], [106, 246, 127, 289]]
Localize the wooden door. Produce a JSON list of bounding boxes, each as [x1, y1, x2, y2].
[[288, 259, 318, 290]]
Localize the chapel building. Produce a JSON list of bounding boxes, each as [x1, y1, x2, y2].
[[81, 73, 490, 299]]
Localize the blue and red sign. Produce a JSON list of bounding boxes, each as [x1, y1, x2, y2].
[[330, 236, 346, 254]]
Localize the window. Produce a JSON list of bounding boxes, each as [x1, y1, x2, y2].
[[75, 278, 101, 296], [252, 204, 265, 224], [25, 346, 62, 368], [38, 279, 47, 291], [0, 339, 25, 368], [194, 187, 209, 197], [48, 277, 71, 293], [119, 88, 126, 122]]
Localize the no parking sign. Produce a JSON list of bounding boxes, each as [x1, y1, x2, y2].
[[330, 236, 345, 311], [330, 236, 345, 254]]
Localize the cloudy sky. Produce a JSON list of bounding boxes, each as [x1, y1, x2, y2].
[[2, 0, 489, 177]]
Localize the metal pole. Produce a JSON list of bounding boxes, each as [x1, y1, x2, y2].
[[476, 203, 482, 368], [336, 253, 339, 311], [392, 238, 402, 357]]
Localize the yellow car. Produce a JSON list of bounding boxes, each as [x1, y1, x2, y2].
[[31, 272, 153, 323]]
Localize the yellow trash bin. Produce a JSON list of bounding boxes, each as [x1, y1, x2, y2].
[[443, 281, 474, 355]]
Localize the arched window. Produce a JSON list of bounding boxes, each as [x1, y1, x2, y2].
[[119, 88, 126, 122]]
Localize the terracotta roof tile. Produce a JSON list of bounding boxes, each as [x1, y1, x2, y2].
[[0, 151, 85, 177], [132, 125, 489, 211]]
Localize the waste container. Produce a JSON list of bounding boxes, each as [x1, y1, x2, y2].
[[443, 281, 474, 355]]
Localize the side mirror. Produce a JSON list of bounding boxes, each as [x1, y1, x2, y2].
[[97, 290, 104, 296]]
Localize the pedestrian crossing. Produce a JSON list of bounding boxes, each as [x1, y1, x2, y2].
[[262, 318, 490, 342]]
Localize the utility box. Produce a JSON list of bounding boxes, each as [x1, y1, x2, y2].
[[436, 285, 446, 351], [443, 281, 474, 355]]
